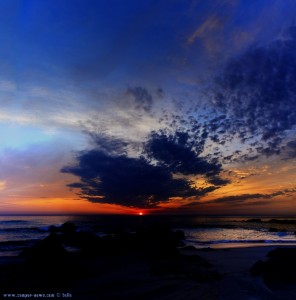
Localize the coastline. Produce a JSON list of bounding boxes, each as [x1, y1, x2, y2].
[[0, 227, 296, 299]]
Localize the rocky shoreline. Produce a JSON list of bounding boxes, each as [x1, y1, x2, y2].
[[0, 222, 296, 299]]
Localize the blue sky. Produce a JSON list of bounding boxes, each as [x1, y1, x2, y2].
[[0, 0, 296, 214]]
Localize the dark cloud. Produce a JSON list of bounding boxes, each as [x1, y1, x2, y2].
[[62, 129, 226, 208], [210, 26, 296, 156], [62, 150, 210, 208], [212, 193, 265, 205], [126, 86, 153, 112], [284, 140, 296, 158], [207, 176, 230, 186], [210, 188, 296, 205], [89, 133, 129, 156], [144, 130, 221, 176]]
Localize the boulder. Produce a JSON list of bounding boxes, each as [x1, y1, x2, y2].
[[250, 260, 265, 276], [136, 224, 184, 257], [251, 248, 296, 286], [20, 233, 68, 264], [59, 222, 77, 234], [245, 218, 262, 223]]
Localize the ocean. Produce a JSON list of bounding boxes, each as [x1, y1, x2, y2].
[[0, 215, 296, 256]]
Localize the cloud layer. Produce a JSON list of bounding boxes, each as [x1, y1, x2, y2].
[[210, 26, 296, 156], [62, 130, 224, 208]]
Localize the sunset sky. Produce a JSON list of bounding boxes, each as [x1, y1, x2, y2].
[[0, 0, 296, 215]]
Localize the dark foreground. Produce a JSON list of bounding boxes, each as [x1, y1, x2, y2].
[[0, 222, 296, 300]]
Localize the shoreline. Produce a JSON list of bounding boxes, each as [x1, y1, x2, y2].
[[0, 242, 295, 299], [0, 220, 296, 299]]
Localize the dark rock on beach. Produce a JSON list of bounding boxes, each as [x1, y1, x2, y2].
[[0, 222, 225, 298], [135, 224, 185, 258], [180, 245, 198, 251], [250, 259, 265, 276], [267, 219, 296, 225], [245, 218, 262, 223], [48, 221, 77, 234], [251, 247, 296, 287], [20, 232, 69, 263]]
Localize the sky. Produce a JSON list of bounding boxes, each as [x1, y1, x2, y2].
[[0, 0, 296, 215]]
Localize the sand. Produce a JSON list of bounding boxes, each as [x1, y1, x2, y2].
[[65, 245, 296, 299], [1, 245, 296, 300]]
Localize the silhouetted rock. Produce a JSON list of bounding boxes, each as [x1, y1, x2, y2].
[[268, 227, 279, 232], [250, 260, 265, 276], [175, 229, 185, 241], [20, 233, 68, 264], [180, 245, 197, 251], [46, 222, 76, 235], [245, 218, 262, 223], [60, 222, 77, 234], [251, 248, 296, 286], [136, 224, 184, 258], [68, 231, 101, 251], [48, 225, 59, 232], [267, 219, 296, 224]]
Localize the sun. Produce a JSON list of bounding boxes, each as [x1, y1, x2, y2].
[[139, 212, 143, 216]]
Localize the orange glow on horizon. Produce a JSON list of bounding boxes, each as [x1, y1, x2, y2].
[[0, 197, 137, 215]]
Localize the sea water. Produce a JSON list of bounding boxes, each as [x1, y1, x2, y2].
[[0, 215, 295, 256]]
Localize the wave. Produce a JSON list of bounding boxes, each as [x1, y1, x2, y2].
[[0, 220, 29, 224], [0, 239, 39, 252], [187, 239, 296, 244]]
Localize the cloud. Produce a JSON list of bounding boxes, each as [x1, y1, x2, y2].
[[83, 131, 129, 156], [187, 15, 224, 45], [207, 176, 230, 186], [62, 129, 225, 208], [210, 187, 296, 205], [126, 86, 153, 113], [144, 130, 221, 176], [284, 140, 296, 158], [61, 150, 204, 208], [211, 26, 296, 155]]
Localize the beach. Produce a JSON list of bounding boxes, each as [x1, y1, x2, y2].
[[0, 218, 296, 300], [0, 245, 296, 299], [68, 245, 296, 299]]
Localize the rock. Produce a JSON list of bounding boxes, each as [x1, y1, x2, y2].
[[251, 248, 296, 286], [267, 219, 296, 225], [267, 248, 296, 260], [20, 233, 68, 264], [69, 231, 101, 250], [174, 230, 185, 241], [250, 260, 265, 276], [136, 224, 183, 257], [60, 222, 77, 234], [268, 227, 279, 232], [180, 245, 197, 251], [245, 218, 262, 223], [48, 225, 59, 232], [46, 222, 76, 235]]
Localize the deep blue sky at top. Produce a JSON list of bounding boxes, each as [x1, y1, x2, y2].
[[2, 0, 294, 87]]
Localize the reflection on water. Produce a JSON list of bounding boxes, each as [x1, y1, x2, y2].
[[0, 215, 295, 253], [185, 227, 296, 248]]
